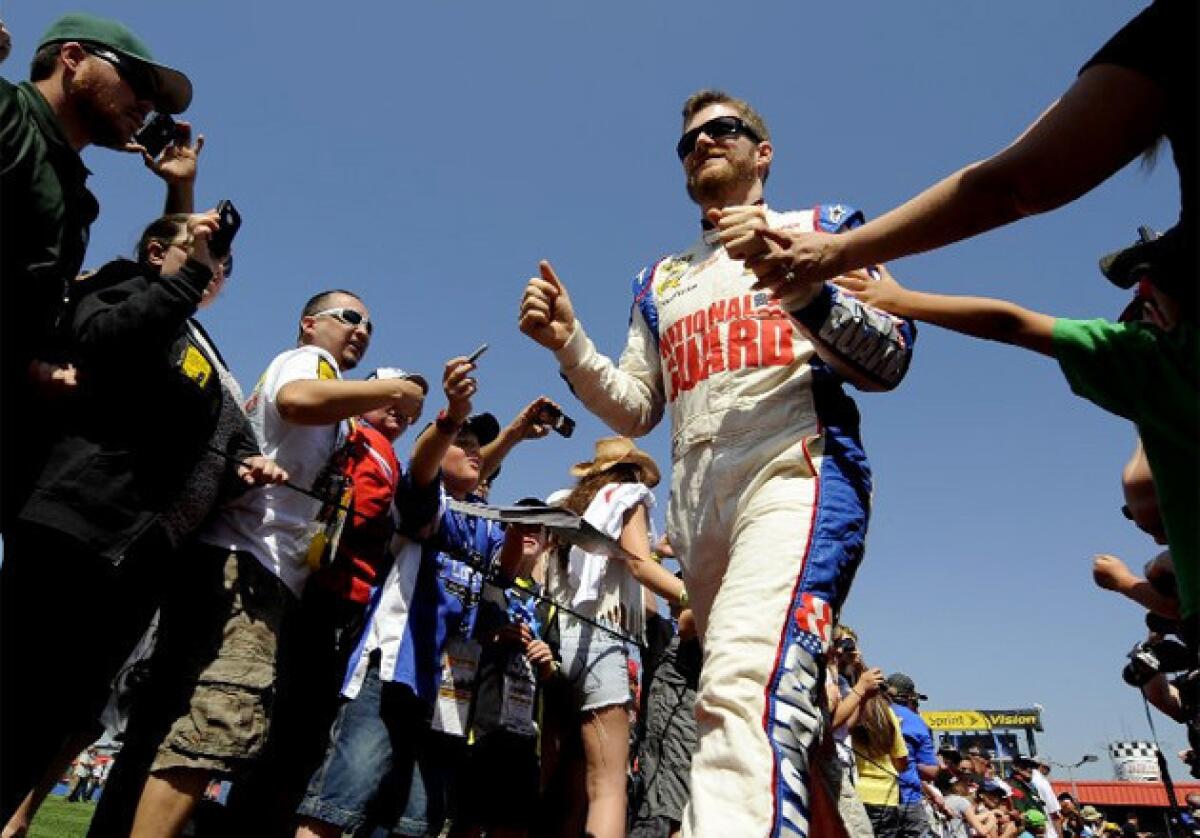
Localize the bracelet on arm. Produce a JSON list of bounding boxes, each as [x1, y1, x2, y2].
[[435, 409, 462, 435], [678, 586, 690, 608]]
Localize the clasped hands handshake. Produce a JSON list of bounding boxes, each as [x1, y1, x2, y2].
[[518, 206, 894, 345], [707, 205, 891, 308]]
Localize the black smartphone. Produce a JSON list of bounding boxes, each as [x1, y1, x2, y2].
[[536, 403, 576, 438], [208, 200, 242, 258], [134, 112, 177, 158]]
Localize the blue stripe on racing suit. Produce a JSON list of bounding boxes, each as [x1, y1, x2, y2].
[[800, 401, 871, 612], [765, 585, 824, 836], [764, 402, 872, 836], [632, 264, 659, 337]]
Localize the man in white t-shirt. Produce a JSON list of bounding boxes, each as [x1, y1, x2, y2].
[[96, 290, 427, 838], [67, 747, 96, 802], [1029, 757, 1063, 838]]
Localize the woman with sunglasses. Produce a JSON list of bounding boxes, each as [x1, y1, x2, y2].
[[825, 628, 882, 838], [26, 205, 284, 556], [63, 208, 279, 535]]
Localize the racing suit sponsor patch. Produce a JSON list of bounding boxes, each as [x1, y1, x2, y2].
[[792, 592, 832, 647], [658, 293, 796, 397], [654, 257, 692, 298], [769, 627, 824, 836]]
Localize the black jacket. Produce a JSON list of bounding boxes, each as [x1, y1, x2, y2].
[[19, 258, 260, 564], [0, 79, 100, 528]]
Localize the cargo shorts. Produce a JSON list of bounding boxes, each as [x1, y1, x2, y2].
[[150, 544, 293, 775]]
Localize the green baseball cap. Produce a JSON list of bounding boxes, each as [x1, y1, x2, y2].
[[37, 13, 192, 113], [1024, 810, 1048, 829]]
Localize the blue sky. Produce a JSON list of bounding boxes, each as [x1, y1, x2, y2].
[[4, 2, 1183, 779]]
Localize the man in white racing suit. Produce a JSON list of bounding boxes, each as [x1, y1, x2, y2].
[[518, 90, 916, 838]]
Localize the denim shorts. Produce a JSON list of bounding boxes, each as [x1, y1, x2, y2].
[[296, 656, 427, 832], [557, 615, 631, 712]]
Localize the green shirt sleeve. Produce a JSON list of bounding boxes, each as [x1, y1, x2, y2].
[[1052, 317, 1157, 421]]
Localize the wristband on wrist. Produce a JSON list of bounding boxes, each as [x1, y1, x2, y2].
[[435, 409, 462, 435], [678, 586, 689, 608]]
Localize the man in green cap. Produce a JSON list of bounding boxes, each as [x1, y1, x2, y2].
[[0, 12, 193, 822], [1023, 809, 1049, 838], [0, 12, 193, 524]]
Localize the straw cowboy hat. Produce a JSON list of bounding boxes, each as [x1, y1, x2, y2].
[[569, 436, 660, 488]]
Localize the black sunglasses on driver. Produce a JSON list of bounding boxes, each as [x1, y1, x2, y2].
[[676, 115, 763, 161]]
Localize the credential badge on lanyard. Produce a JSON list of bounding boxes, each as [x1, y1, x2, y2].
[[304, 419, 355, 571], [431, 634, 481, 738], [500, 654, 537, 736]]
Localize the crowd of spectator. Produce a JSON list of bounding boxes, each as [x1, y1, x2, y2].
[[1, 1, 1196, 837], [35, 643, 1181, 838]]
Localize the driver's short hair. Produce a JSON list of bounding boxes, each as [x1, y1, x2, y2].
[[681, 89, 771, 144]]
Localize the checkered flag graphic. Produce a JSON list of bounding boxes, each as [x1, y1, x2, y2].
[[1108, 741, 1159, 760]]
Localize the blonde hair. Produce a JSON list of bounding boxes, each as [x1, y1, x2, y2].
[[851, 693, 897, 759]]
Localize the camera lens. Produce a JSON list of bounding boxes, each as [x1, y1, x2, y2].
[[1122, 642, 1162, 687]]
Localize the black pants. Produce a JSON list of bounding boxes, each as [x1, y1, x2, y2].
[[0, 523, 158, 823], [67, 776, 92, 802], [865, 802, 933, 838]]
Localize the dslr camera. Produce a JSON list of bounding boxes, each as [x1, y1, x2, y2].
[[1122, 635, 1194, 687]]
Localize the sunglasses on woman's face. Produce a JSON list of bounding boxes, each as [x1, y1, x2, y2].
[[675, 115, 762, 161]]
